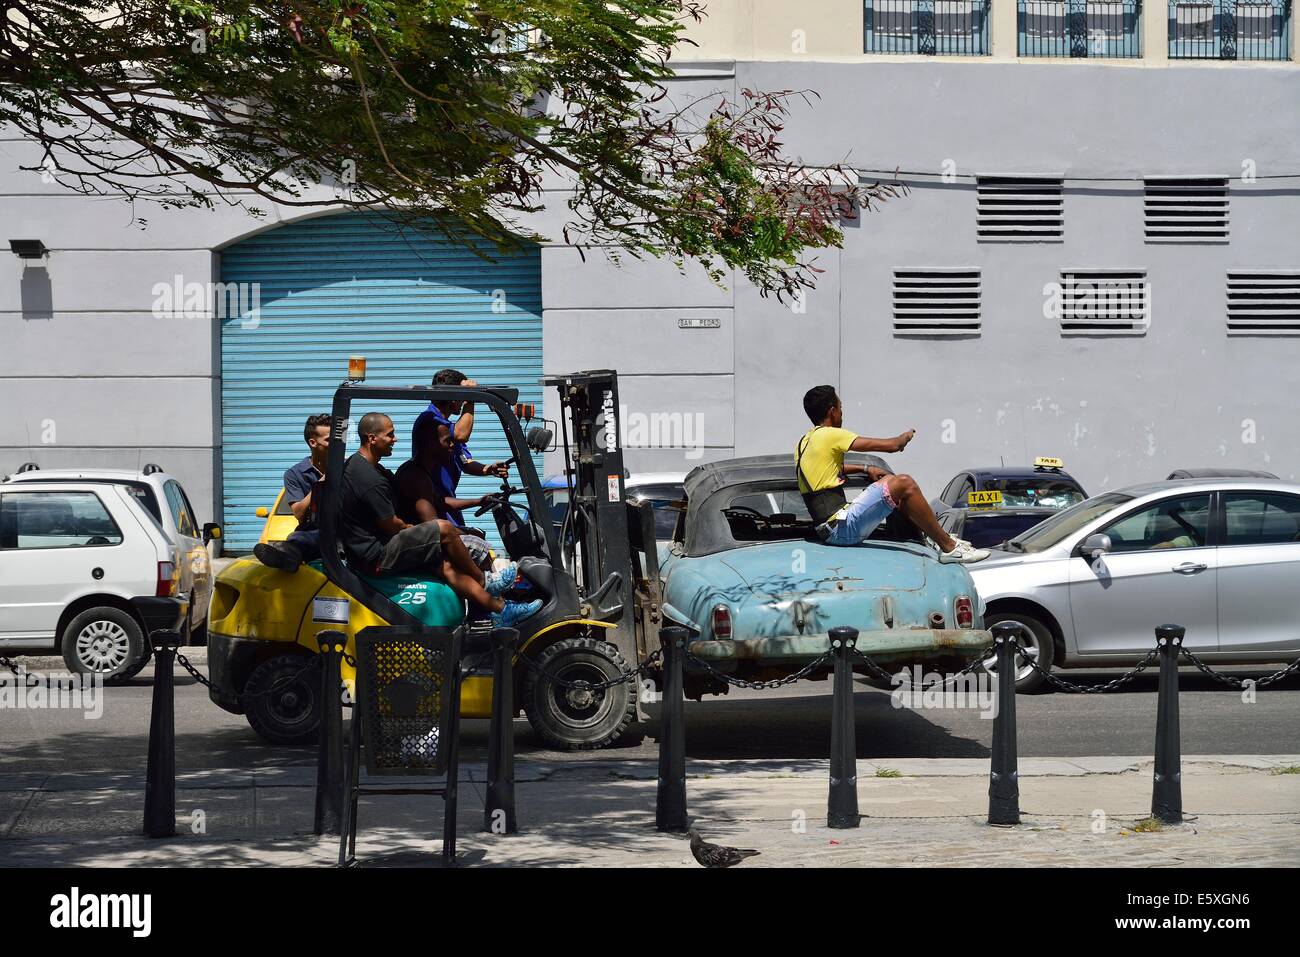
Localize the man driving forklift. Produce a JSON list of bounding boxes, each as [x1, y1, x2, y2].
[[394, 414, 495, 571], [341, 411, 540, 629]]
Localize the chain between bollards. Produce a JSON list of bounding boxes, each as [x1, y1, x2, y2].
[[655, 625, 688, 833], [485, 627, 519, 835], [987, 621, 1021, 826], [143, 629, 182, 838], [313, 630, 347, 837], [1151, 623, 1185, 824], [827, 626, 861, 829]]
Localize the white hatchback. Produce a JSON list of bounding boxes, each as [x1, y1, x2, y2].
[[0, 481, 186, 682], [4, 464, 218, 641]]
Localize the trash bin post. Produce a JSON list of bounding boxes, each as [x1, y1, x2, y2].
[[987, 622, 1021, 826], [827, 626, 861, 829], [485, 627, 519, 835], [313, 630, 347, 837], [1151, 624, 1185, 825], [656, 625, 689, 833], [143, 629, 182, 838]]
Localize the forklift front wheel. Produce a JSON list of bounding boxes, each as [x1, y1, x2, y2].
[[522, 636, 637, 751]]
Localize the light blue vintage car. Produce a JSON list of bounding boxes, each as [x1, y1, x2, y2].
[[656, 455, 992, 692]]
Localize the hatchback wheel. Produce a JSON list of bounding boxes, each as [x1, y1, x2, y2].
[[61, 607, 148, 684]]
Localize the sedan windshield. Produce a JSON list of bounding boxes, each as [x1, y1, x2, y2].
[[1003, 492, 1133, 554]]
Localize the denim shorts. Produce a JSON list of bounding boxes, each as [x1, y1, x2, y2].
[[822, 479, 897, 546]]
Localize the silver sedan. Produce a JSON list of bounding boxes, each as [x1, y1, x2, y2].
[[970, 478, 1300, 691]]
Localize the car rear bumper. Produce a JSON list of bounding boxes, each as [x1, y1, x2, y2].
[[129, 596, 191, 638], [687, 628, 992, 666]]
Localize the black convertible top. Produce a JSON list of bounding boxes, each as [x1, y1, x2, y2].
[[682, 453, 893, 556], [683, 452, 892, 502]]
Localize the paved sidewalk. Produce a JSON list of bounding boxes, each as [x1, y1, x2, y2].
[[2, 756, 1297, 867]]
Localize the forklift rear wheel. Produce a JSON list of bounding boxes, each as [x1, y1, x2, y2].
[[523, 636, 636, 751], [243, 653, 321, 745]]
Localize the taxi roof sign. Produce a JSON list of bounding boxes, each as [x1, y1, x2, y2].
[[1033, 456, 1063, 470]]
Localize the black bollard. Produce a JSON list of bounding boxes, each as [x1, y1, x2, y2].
[[313, 630, 347, 837], [1151, 624, 1185, 824], [987, 622, 1021, 826], [656, 625, 688, 833], [485, 627, 519, 835], [827, 626, 861, 829], [143, 629, 182, 838]]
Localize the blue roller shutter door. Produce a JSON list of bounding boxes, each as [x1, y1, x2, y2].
[[219, 213, 542, 551]]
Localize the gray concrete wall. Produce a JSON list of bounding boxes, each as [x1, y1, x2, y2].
[[3, 58, 1298, 523], [543, 60, 1300, 494]]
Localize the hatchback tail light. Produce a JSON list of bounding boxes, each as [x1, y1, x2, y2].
[[156, 561, 176, 597], [711, 603, 732, 640], [955, 595, 974, 629]]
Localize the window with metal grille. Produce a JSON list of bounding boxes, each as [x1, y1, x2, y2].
[[1018, 0, 1143, 56], [893, 269, 981, 335], [977, 177, 1064, 241], [1226, 272, 1300, 335], [1169, 0, 1291, 59], [865, 0, 992, 54], [1144, 178, 1229, 242], [1056, 270, 1149, 334]]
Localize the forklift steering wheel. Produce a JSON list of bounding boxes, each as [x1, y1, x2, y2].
[[475, 486, 526, 516]]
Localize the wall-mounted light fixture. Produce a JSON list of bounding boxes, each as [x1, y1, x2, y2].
[[9, 239, 48, 259]]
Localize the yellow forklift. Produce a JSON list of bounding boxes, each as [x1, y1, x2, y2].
[[205, 364, 663, 750]]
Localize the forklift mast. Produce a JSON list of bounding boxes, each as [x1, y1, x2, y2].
[[542, 370, 638, 663]]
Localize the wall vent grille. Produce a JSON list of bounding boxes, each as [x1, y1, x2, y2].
[[1144, 178, 1229, 242], [1227, 271, 1300, 335], [1058, 269, 1149, 335], [977, 177, 1064, 241], [893, 269, 982, 335]]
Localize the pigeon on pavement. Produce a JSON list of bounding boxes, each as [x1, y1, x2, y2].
[[688, 829, 760, 868]]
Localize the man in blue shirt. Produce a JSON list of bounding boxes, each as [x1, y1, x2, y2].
[[410, 368, 510, 523], [255, 413, 331, 573]]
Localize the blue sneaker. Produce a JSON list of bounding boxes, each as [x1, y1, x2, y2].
[[484, 562, 519, 597], [492, 599, 543, 629]]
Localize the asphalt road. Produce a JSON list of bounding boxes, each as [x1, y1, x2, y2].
[[3, 661, 1297, 773]]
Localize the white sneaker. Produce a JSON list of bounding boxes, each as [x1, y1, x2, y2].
[[938, 538, 990, 564]]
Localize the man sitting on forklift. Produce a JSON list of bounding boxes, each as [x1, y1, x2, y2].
[[342, 411, 541, 628], [253, 412, 330, 573], [394, 414, 495, 571]]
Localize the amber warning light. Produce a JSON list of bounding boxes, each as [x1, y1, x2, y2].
[[348, 356, 367, 381]]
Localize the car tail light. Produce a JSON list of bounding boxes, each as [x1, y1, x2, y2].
[[955, 595, 974, 629], [711, 604, 732, 640], [156, 561, 176, 597]]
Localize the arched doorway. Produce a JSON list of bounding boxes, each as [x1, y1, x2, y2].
[[218, 212, 542, 550]]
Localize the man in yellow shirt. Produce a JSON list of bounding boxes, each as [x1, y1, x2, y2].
[[796, 385, 988, 563]]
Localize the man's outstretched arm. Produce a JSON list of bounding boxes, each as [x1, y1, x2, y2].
[[849, 430, 915, 454]]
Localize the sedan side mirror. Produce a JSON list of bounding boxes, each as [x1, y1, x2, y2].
[[1080, 533, 1112, 560], [203, 522, 222, 544]]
